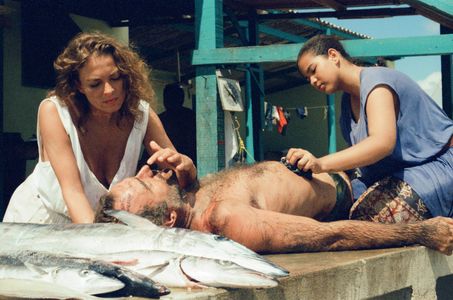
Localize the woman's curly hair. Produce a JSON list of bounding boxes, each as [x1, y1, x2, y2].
[[48, 31, 155, 131]]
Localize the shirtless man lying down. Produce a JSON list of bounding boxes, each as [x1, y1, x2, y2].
[[95, 160, 453, 255]]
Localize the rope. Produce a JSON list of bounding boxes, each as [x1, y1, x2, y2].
[[232, 113, 256, 163]]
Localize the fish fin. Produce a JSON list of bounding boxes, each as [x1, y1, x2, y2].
[[146, 261, 171, 277], [23, 261, 48, 276], [104, 210, 159, 229], [109, 258, 139, 266]]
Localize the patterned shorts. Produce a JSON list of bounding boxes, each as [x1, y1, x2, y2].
[[349, 176, 432, 224]]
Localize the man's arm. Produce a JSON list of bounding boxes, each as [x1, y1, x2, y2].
[[211, 204, 453, 255]]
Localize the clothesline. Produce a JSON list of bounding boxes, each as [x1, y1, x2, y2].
[[264, 101, 329, 111], [284, 105, 329, 110], [264, 102, 329, 132]]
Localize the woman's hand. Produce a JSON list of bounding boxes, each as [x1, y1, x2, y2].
[[286, 148, 324, 174], [147, 141, 197, 189]]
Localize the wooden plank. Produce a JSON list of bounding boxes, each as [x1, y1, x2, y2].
[[293, 18, 365, 39], [311, 0, 346, 11], [192, 34, 453, 65], [248, 11, 265, 162], [0, 0, 4, 220], [194, 0, 224, 176], [402, 0, 453, 28], [252, 7, 417, 21], [441, 26, 453, 118], [257, 23, 307, 43], [403, 0, 453, 17], [346, 34, 453, 58], [245, 69, 256, 163], [327, 94, 336, 153]]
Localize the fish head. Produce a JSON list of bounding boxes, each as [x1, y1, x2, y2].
[[47, 267, 125, 295], [180, 256, 279, 288]]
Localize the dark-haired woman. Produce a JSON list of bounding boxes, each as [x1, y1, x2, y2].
[[287, 34, 453, 222]]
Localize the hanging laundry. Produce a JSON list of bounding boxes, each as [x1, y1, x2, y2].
[[272, 106, 280, 125], [296, 106, 308, 119], [224, 111, 239, 167], [276, 106, 288, 135], [264, 102, 274, 131], [283, 109, 291, 122]]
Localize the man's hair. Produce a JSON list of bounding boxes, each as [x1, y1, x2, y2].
[[297, 34, 351, 63], [94, 193, 118, 223], [137, 202, 170, 226], [94, 182, 186, 226]]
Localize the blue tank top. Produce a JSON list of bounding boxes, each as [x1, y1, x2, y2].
[[340, 67, 453, 217]]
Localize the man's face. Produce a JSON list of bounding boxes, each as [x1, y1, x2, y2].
[[109, 165, 174, 214]]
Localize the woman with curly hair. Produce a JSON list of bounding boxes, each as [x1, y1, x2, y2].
[[3, 32, 196, 224]]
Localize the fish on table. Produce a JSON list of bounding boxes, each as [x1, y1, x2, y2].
[[0, 278, 102, 300], [0, 210, 289, 292], [0, 250, 169, 299], [93, 250, 279, 288]]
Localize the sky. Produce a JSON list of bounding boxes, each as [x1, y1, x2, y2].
[[322, 15, 443, 106]]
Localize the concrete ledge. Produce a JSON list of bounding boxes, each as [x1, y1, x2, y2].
[[156, 246, 453, 300]]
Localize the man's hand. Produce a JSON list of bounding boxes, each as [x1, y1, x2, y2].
[[286, 148, 324, 174], [418, 217, 453, 255], [147, 141, 197, 189]]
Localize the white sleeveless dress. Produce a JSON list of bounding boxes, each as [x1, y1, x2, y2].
[[3, 96, 149, 223]]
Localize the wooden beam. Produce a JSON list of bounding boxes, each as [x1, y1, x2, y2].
[[224, 6, 249, 45], [292, 19, 377, 64], [293, 18, 365, 39], [194, 0, 225, 176], [257, 23, 307, 43], [253, 7, 417, 21], [441, 26, 452, 118], [246, 9, 264, 162], [192, 34, 453, 65], [118, 7, 419, 27], [311, 0, 346, 11], [0, 0, 4, 220], [402, 0, 453, 29]]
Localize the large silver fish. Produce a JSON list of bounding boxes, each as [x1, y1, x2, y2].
[[0, 250, 169, 298], [93, 250, 278, 288], [0, 278, 101, 300], [0, 211, 288, 288]]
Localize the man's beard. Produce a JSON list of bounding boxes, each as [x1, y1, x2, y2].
[[137, 182, 186, 226]]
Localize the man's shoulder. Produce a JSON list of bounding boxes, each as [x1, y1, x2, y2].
[[200, 200, 243, 236]]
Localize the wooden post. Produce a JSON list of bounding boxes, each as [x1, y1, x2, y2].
[[0, 0, 5, 219], [441, 25, 452, 118], [194, 0, 224, 176], [327, 94, 337, 153], [326, 29, 337, 154], [247, 10, 265, 161]]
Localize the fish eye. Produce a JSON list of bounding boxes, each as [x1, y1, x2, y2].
[[79, 269, 90, 277], [215, 235, 230, 241], [218, 260, 233, 266]]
